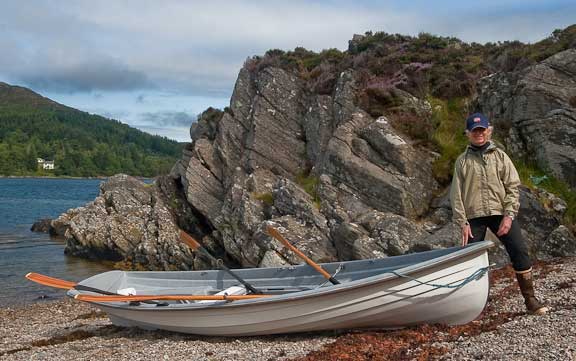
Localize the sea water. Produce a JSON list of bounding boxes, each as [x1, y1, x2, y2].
[[0, 178, 115, 307]]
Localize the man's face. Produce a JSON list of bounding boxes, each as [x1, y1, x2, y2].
[[467, 127, 490, 146]]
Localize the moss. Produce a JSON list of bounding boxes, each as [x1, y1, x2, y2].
[[253, 192, 274, 206]]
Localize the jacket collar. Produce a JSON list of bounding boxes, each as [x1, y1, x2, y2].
[[466, 141, 497, 156]]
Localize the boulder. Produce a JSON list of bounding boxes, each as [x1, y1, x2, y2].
[[537, 226, 576, 259], [517, 186, 562, 251], [30, 219, 52, 233], [53, 175, 196, 270]]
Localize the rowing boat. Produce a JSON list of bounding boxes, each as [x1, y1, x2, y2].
[[32, 240, 494, 336]]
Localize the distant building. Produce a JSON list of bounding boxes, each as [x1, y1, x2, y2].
[[43, 161, 55, 170], [37, 158, 55, 170]]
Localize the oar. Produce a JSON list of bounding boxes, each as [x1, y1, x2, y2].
[[179, 230, 261, 294], [25, 272, 166, 305], [266, 225, 340, 285], [26, 272, 76, 290], [74, 293, 270, 303], [26, 272, 118, 295]]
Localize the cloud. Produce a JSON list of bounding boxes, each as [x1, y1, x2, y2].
[[139, 111, 197, 128], [1, 0, 575, 99], [18, 57, 151, 93], [135, 126, 190, 142]]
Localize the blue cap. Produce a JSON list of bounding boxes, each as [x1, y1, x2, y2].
[[466, 113, 490, 131]]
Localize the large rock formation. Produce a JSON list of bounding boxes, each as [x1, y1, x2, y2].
[[54, 44, 576, 271], [169, 65, 443, 270]]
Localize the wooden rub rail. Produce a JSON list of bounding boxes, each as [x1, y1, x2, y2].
[[74, 294, 271, 302]]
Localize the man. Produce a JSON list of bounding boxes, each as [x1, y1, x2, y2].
[[450, 113, 548, 315]]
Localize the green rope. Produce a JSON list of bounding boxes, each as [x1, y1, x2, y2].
[[390, 266, 490, 289]]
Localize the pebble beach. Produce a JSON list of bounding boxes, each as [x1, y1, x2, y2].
[[1, 257, 574, 361]]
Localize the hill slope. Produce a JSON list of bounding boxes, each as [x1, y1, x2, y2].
[[0, 82, 184, 177]]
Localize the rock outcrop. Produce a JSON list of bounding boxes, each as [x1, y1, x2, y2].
[[52, 174, 202, 270], [478, 49, 576, 188]]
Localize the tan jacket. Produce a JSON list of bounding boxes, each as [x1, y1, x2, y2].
[[450, 142, 520, 226]]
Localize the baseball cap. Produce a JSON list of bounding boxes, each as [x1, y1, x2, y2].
[[466, 113, 490, 131]]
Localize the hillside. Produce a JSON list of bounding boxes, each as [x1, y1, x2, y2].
[[0, 82, 184, 177]]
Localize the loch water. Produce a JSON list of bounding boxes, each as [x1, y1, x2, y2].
[[0, 178, 115, 307]]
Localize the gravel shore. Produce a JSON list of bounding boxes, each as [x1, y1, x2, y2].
[[1, 257, 574, 361]]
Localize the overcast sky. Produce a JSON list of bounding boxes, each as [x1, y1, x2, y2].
[[1, 1, 574, 142]]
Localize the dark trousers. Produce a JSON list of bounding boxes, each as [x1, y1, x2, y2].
[[469, 215, 532, 272]]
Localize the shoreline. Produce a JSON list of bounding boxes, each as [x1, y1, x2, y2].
[[0, 175, 155, 180], [1, 257, 574, 360]]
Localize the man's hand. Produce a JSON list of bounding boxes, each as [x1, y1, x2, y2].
[[461, 223, 473, 247], [497, 215, 513, 236]]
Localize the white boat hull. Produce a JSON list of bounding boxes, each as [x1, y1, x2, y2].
[[70, 242, 492, 336]]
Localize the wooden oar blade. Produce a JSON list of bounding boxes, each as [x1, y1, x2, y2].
[[74, 293, 269, 302], [25, 272, 76, 290]]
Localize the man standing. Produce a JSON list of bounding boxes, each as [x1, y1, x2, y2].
[[450, 113, 548, 315]]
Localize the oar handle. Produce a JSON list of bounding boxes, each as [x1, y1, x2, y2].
[[266, 226, 340, 285]]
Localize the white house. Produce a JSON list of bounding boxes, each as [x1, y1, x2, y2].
[[37, 158, 55, 170]]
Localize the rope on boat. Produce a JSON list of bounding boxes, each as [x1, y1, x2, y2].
[[389, 266, 490, 289]]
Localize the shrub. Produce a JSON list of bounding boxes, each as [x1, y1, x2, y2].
[[296, 170, 321, 209], [429, 97, 469, 185], [388, 111, 434, 146]]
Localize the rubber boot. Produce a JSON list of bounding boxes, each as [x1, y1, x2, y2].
[[515, 269, 549, 315]]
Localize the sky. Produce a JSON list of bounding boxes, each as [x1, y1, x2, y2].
[[1, 1, 575, 142]]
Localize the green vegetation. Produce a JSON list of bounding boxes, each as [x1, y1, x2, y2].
[[515, 160, 576, 232], [296, 170, 321, 209], [248, 25, 576, 103], [0, 84, 183, 177], [429, 97, 469, 185], [253, 192, 274, 206]]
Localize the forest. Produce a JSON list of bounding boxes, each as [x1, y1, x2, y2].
[[0, 102, 184, 177]]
